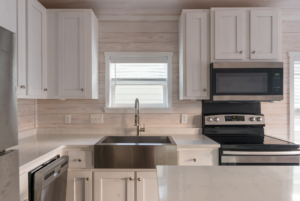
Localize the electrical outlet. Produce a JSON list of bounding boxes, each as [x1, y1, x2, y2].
[[65, 114, 71, 124], [181, 114, 187, 124], [90, 114, 103, 124]]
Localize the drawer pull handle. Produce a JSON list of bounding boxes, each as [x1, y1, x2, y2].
[[20, 85, 26, 89], [203, 89, 207, 92], [252, 51, 256, 54], [129, 177, 133, 180], [239, 51, 243, 54], [138, 178, 141, 181], [86, 177, 89, 181], [78, 159, 81, 162], [193, 158, 196, 162]]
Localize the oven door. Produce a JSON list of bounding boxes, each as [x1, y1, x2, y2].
[[211, 62, 283, 102], [220, 150, 300, 166]]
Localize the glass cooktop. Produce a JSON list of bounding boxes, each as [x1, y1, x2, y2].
[[204, 134, 299, 150]]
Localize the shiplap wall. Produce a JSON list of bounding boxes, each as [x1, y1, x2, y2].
[[18, 99, 35, 131], [37, 11, 203, 130], [34, 8, 300, 139]]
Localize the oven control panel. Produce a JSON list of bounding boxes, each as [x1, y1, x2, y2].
[[205, 114, 265, 126]]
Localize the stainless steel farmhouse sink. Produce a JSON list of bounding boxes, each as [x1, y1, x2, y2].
[[94, 136, 177, 168]]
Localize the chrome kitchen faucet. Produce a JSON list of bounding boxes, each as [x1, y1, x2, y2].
[[134, 98, 145, 136]]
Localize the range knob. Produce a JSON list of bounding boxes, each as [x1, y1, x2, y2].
[[250, 117, 256, 122], [214, 117, 220, 122], [207, 117, 213, 122], [256, 117, 263, 122]]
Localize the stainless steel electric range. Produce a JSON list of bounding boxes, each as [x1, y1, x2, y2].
[[202, 102, 300, 166]]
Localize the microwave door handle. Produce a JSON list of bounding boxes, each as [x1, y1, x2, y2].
[[222, 151, 300, 156]]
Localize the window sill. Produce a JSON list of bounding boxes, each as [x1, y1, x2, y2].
[[104, 107, 173, 113]]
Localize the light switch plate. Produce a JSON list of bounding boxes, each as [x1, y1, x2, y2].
[[90, 114, 103, 124], [181, 114, 187, 124], [65, 114, 71, 124]]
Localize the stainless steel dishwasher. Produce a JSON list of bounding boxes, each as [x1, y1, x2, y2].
[[28, 155, 69, 201]]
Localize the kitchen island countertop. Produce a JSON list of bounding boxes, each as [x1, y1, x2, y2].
[[156, 165, 300, 201]]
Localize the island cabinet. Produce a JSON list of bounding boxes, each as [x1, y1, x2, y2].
[[211, 7, 282, 62], [179, 10, 210, 100], [17, 0, 48, 98], [93, 170, 159, 201], [177, 147, 219, 166], [47, 9, 98, 99]]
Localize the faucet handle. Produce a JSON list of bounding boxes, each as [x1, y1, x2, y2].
[[140, 124, 145, 132]]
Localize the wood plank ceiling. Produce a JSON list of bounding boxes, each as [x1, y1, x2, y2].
[[38, 0, 300, 10]]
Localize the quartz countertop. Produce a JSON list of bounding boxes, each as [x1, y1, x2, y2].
[[156, 166, 300, 201], [10, 134, 219, 168]]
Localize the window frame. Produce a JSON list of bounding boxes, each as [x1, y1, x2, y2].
[[104, 52, 173, 113], [289, 52, 300, 142]]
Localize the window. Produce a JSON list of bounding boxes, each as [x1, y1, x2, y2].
[[104, 52, 173, 113]]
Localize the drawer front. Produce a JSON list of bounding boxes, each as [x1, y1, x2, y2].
[[67, 150, 93, 169], [178, 149, 217, 166]]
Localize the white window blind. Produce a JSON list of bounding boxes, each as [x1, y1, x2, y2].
[[110, 63, 168, 107], [295, 61, 300, 110]]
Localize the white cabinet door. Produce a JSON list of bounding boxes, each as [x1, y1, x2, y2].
[[0, 0, 17, 33], [58, 11, 86, 97], [136, 172, 159, 201], [215, 10, 243, 60], [250, 10, 278, 60], [66, 170, 92, 201], [94, 171, 134, 201], [186, 12, 209, 98], [27, 0, 47, 97]]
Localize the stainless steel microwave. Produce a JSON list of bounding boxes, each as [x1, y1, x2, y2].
[[210, 62, 283, 102]]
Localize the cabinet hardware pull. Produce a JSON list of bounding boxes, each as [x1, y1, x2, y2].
[[20, 85, 26, 89], [193, 158, 196, 162], [86, 177, 89, 181], [203, 89, 207, 92], [252, 51, 256, 54], [78, 159, 81, 162], [138, 178, 141, 181], [81, 88, 84, 91], [239, 51, 243, 54], [129, 177, 133, 180], [44, 88, 47, 91]]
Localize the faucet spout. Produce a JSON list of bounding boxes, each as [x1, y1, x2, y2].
[[134, 98, 145, 136]]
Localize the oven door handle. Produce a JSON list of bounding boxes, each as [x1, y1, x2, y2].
[[222, 150, 300, 155]]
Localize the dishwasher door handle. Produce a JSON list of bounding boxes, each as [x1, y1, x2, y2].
[[223, 150, 300, 156]]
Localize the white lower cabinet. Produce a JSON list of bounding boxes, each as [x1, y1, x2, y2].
[[136, 172, 159, 201], [93, 171, 135, 201], [93, 170, 159, 201], [66, 170, 93, 201], [178, 148, 219, 166]]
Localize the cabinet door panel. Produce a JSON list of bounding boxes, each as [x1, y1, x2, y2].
[[58, 12, 86, 97], [66, 170, 92, 201], [186, 12, 209, 98], [215, 10, 243, 60], [136, 172, 159, 201], [27, 0, 47, 97], [94, 171, 134, 201], [0, 0, 17, 33], [250, 10, 278, 60]]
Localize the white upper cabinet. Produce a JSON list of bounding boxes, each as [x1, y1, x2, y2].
[[250, 10, 278, 60], [215, 10, 243, 60], [17, 0, 47, 99], [47, 9, 98, 99], [27, 0, 48, 98], [0, 0, 17, 33], [211, 7, 281, 62], [179, 10, 210, 100]]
